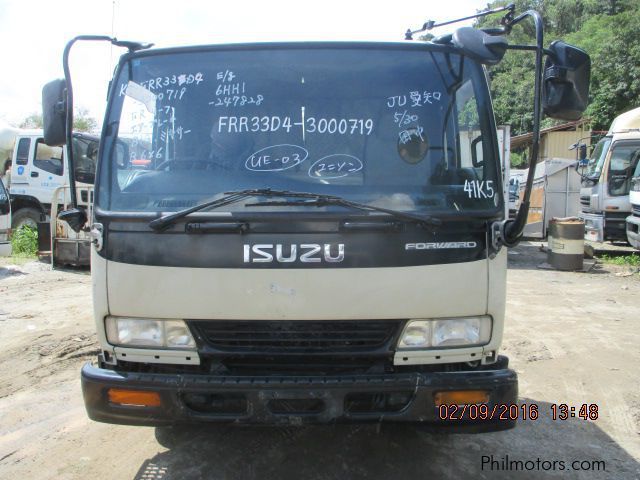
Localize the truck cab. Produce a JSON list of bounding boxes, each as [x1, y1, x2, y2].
[[74, 41, 521, 428], [43, 6, 590, 430], [625, 159, 640, 249], [0, 179, 10, 256], [8, 131, 99, 230], [580, 107, 640, 242]]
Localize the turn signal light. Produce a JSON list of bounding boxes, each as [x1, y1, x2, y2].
[[108, 388, 161, 407], [434, 390, 489, 406]]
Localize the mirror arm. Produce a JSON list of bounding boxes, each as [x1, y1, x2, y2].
[[62, 36, 113, 209], [61, 35, 154, 210], [505, 44, 537, 52], [502, 10, 544, 246], [405, 3, 515, 40]]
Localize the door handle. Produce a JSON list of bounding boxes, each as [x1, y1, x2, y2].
[[30, 171, 39, 178]]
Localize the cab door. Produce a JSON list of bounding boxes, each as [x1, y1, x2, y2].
[[28, 138, 65, 204], [0, 179, 11, 256], [8, 136, 32, 195]]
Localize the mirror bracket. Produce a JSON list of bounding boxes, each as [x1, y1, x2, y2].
[[54, 100, 66, 116]]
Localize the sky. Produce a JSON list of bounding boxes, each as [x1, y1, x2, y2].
[[0, 0, 488, 128]]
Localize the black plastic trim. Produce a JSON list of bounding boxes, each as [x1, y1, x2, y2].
[[81, 359, 518, 429], [98, 217, 489, 268]]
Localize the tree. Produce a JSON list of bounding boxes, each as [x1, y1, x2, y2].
[[477, 0, 640, 134], [565, 7, 640, 130], [19, 113, 43, 129], [18, 108, 98, 132], [73, 108, 98, 132]]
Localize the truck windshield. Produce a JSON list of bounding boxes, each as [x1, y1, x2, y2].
[[607, 142, 640, 196], [98, 45, 501, 215], [634, 154, 640, 178], [583, 137, 611, 181]]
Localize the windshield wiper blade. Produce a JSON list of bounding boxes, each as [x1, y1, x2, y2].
[[149, 188, 441, 231], [149, 189, 263, 231], [149, 188, 325, 231], [247, 195, 442, 227]]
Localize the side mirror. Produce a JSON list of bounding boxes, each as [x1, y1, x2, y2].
[[42, 79, 67, 146], [452, 27, 508, 66], [578, 144, 587, 161], [58, 208, 87, 233], [542, 41, 590, 121]]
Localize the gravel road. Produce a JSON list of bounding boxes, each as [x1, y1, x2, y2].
[[0, 243, 638, 479]]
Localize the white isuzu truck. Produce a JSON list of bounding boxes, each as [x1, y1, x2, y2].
[[579, 107, 640, 242], [1, 125, 99, 230], [1, 125, 99, 265], [43, 6, 589, 430]]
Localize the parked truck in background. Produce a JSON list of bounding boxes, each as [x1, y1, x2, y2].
[[0, 126, 99, 230], [579, 107, 640, 242], [43, 6, 589, 429], [626, 159, 640, 249], [0, 124, 99, 264]]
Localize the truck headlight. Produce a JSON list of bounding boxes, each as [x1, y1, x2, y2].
[[397, 316, 492, 349], [105, 316, 196, 349]]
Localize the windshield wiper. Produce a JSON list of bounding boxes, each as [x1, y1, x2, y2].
[[149, 188, 276, 231], [149, 188, 441, 231], [245, 193, 442, 227]]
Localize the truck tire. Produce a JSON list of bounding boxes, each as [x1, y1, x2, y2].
[[11, 208, 42, 231]]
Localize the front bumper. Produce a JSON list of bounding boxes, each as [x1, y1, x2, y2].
[[81, 358, 518, 432], [626, 214, 640, 249]]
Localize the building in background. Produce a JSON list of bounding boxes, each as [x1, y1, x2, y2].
[[510, 120, 591, 237]]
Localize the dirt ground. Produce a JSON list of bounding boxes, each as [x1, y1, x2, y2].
[[0, 243, 638, 480]]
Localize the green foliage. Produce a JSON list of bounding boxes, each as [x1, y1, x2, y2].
[[18, 108, 98, 132], [478, 0, 640, 134], [510, 150, 528, 168], [596, 253, 640, 267], [11, 225, 38, 257], [565, 8, 640, 130], [19, 113, 43, 129], [73, 108, 98, 132]]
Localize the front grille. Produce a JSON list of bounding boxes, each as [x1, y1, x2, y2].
[[190, 320, 401, 352], [216, 356, 387, 375], [633, 204, 640, 216], [580, 196, 590, 207]]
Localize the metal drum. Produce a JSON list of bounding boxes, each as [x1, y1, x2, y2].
[[547, 218, 585, 271]]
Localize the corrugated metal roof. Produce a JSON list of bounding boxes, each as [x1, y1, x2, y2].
[[510, 119, 589, 149]]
